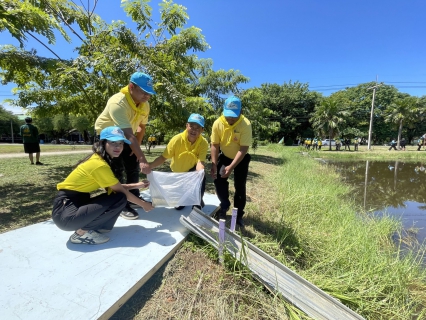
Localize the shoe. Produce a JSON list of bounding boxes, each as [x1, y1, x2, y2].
[[236, 217, 245, 228], [174, 206, 185, 210], [96, 229, 112, 234], [120, 206, 139, 220], [30, 163, 34, 165], [215, 207, 228, 221], [35, 161, 43, 165], [192, 200, 205, 210], [69, 230, 110, 245]]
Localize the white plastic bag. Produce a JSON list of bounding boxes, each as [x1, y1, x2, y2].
[[147, 170, 204, 207]]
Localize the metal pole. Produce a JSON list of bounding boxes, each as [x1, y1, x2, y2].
[[10, 119, 14, 144], [367, 87, 376, 150]]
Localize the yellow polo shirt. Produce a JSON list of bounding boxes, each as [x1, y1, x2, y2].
[[162, 133, 208, 172], [210, 117, 252, 159], [95, 91, 150, 134], [57, 154, 119, 193]]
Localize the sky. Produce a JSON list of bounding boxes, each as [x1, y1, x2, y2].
[[1, 0, 426, 114]]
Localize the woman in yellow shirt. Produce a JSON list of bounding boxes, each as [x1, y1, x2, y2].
[[52, 126, 154, 245]]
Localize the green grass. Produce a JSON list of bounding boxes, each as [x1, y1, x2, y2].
[[245, 145, 426, 319], [301, 144, 426, 161], [0, 144, 93, 154], [2, 144, 426, 319]]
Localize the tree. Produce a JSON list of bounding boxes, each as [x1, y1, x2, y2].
[[0, 104, 21, 137], [241, 88, 280, 147], [311, 98, 350, 150], [384, 96, 420, 148], [1, 0, 249, 137], [259, 81, 322, 142], [52, 114, 70, 140]]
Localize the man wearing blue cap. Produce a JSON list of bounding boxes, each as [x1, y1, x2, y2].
[[149, 113, 208, 210], [210, 96, 252, 227], [95, 72, 156, 220]]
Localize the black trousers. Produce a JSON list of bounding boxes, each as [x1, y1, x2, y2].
[[121, 143, 140, 198], [52, 190, 127, 231], [214, 153, 251, 218]]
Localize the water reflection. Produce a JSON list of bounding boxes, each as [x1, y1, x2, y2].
[[329, 160, 426, 244]]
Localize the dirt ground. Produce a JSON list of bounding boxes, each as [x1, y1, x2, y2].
[[110, 240, 289, 320]]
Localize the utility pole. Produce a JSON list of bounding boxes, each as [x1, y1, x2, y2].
[[366, 77, 382, 150], [10, 119, 14, 144]]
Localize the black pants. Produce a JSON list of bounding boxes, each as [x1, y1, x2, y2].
[[52, 190, 127, 231], [214, 153, 251, 218], [389, 145, 397, 150], [121, 143, 140, 199], [188, 165, 206, 206]]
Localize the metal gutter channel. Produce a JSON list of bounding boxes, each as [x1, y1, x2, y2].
[[180, 209, 365, 320]]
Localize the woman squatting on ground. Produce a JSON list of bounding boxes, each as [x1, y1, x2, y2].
[[51, 126, 154, 245]]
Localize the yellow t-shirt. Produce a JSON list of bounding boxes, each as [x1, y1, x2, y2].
[[57, 154, 119, 193], [95, 91, 150, 134], [210, 116, 252, 159], [162, 133, 208, 172]]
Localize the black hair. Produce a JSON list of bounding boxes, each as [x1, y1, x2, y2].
[[75, 140, 125, 183], [25, 117, 32, 123]]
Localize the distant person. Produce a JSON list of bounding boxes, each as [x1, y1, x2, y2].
[[149, 114, 208, 210], [210, 96, 252, 227], [417, 136, 424, 151], [344, 138, 351, 151], [354, 137, 359, 151], [312, 137, 318, 150], [51, 126, 154, 245], [389, 139, 397, 151], [400, 138, 406, 151], [95, 72, 156, 220], [317, 139, 322, 150], [20, 117, 43, 165]]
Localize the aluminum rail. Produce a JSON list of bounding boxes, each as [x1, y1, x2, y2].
[[180, 209, 365, 320]]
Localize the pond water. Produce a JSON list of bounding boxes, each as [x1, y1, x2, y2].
[[327, 160, 426, 244]]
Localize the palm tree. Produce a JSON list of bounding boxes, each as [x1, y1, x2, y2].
[[311, 98, 350, 150], [384, 96, 419, 148]]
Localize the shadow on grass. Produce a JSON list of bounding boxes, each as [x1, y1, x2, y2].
[[244, 215, 309, 270]]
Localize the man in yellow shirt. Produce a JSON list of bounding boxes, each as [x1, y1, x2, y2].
[[95, 72, 156, 220], [210, 96, 252, 227], [149, 114, 208, 210]]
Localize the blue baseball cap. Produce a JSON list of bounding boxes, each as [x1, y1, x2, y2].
[[100, 126, 131, 144], [130, 72, 156, 95], [223, 96, 242, 117], [187, 113, 205, 128]]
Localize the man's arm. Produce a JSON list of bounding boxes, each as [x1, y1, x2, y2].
[[210, 143, 220, 179], [121, 127, 151, 174], [149, 155, 167, 170], [136, 124, 146, 146], [221, 146, 249, 178]]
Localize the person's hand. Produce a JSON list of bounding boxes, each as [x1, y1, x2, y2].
[[210, 166, 217, 179], [140, 162, 151, 174], [134, 180, 150, 189], [141, 202, 154, 212], [220, 165, 232, 178]]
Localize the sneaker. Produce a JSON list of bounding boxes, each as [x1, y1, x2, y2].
[[236, 217, 245, 228], [96, 229, 112, 234], [35, 161, 43, 165], [174, 206, 185, 210], [120, 206, 139, 220], [69, 230, 110, 245]]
